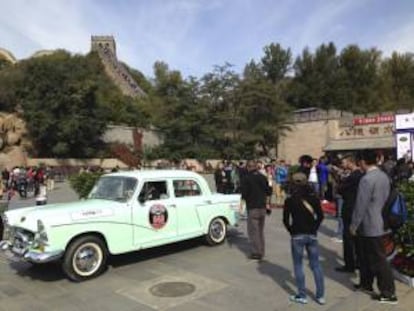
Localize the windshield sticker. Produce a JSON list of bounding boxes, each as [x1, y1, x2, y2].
[[71, 208, 114, 221], [149, 204, 168, 229]]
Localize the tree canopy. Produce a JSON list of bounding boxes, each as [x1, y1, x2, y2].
[[0, 51, 149, 157], [0, 42, 413, 160]]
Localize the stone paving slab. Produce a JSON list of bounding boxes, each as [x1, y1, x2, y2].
[[116, 270, 228, 311], [0, 181, 413, 310]]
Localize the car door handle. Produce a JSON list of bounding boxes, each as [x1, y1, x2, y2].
[[204, 200, 212, 204], [168, 204, 177, 208]]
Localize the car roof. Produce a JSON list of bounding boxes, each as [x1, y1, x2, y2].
[[104, 169, 203, 180]]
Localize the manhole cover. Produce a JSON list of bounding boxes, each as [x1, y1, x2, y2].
[[150, 282, 196, 297]]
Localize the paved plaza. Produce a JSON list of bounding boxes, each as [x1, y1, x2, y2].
[[0, 181, 413, 311]]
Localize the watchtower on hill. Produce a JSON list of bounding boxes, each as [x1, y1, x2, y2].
[[90, 35, 145, 97], [91, 36, 117, 58]]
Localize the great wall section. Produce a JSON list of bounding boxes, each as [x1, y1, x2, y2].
[[91, 36, 146, 98]]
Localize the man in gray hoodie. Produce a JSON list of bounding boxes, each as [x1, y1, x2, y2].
[[350, 150, 397, 305]]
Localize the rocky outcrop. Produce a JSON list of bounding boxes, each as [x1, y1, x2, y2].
[[0, 113, 30, 168]]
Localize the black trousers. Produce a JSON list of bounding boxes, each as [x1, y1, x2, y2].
[[342, 221, 357, 270], [247, 208, 266, 257], [357, 236, 395, 297]]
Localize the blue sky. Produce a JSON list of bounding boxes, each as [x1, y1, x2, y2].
[[1, 0, 414, 77]]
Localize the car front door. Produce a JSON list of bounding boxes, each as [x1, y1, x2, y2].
[[173, 179, 204, 237], [133, 179, 178, 248]]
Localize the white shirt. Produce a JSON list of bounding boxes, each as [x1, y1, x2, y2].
[[308, 166, 318, 183]]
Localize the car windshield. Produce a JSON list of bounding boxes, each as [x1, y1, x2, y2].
[[89, 176, 137, 202]]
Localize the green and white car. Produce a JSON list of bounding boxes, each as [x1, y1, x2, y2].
[[0, 170, 240, 281]]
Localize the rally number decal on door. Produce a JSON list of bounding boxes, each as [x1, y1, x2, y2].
[[149, 204, 168, 229]]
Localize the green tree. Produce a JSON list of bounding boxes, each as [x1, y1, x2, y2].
[[148, 62, 218, 159], [17, 51, 122, 157], [238, 75, 291, 157], [0, 63, 22, 111], [261, 43, 292, 84], [337, 45, 382, 113], [200, 63, 242, 158], [379, 52, 414, 111], [290, 42, 340, 109]]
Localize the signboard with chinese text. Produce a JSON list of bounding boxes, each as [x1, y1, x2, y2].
[[339, 123, 394, 138], [396, 133, 412, 161], [395, 113, 414, 130], [353, 115, 394, 126]]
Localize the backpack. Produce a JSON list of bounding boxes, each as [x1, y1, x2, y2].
[[382, 186, 408, 231]]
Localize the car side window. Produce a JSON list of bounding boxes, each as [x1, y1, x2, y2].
[[173, 180, 202, 197], [139, 181, 169, 201]]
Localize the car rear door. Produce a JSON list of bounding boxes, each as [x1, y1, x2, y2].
[[172, 179, 204, 237]]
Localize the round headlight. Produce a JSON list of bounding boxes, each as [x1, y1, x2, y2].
[[37, 220, 45, 232], [37, 220, 48, 242]]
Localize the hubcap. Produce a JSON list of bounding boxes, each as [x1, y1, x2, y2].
[[210, 220, 225, 241], [72, 242, 103, 277]]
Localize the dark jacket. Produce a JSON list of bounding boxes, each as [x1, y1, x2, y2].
[[283, 193, 324, 236], [338, 169, 363, 223], [241, 170, 272, 210]]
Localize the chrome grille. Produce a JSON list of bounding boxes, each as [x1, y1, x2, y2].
[[11, 227, 35, 250]]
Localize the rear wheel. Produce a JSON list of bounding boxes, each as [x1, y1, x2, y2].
[[205, 217, 227, 245], [62, 235, 108, 282]]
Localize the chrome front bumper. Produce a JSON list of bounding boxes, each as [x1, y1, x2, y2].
[[0, 240, 63, 264]]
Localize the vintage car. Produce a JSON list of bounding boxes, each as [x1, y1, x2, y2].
[[0, 170, 240, 281]]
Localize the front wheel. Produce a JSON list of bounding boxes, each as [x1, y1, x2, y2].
[[62, 236, 108, 282], [205, 217, 227, 246]]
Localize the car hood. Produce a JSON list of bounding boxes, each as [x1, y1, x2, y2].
[[5, 199, 124, 232]]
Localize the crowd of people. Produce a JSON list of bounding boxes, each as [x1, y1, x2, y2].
[[0, 166, 56, 203], [237, 150, 409, 306]]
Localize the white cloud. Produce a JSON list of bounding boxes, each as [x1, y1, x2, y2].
[[294, 0, 371, 50], [0, 0, 413, 77], [0, 1, 91, 57], [380, 21, 414, 56]]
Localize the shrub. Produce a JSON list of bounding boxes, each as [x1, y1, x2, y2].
[[69, 172, 103, 199]]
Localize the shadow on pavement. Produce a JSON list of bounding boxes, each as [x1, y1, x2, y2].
[[318, 223, 339, 238], [318, 243, 356, 291], [8, 238, 204, 282], [109, 237, 204, 268], [10, 261, 65, 282], [257, 259, 314, 298], [226, 228, 313, 297], [226, 228, 250, 257]]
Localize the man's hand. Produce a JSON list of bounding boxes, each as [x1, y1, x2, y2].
[[350, 228, 357, 236], [266, 203, 272, 215], [239, 200, 245, 214]]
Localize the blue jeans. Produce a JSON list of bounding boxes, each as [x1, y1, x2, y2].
[[335, 195, 344, 237], [291, 235, 325, 299]]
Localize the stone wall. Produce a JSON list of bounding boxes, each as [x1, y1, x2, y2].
[[278, 119, 339, 163], [103, 125, 163, 149], [278, 108, 398, 163], [27, 158, 128, 169]]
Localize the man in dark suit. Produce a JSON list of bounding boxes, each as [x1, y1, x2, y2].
[[336, 154, 363, 273], [241, 160, 272, 260]]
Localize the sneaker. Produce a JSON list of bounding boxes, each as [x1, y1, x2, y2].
[[331, 237, 343, 243], [377, 295, 398, 305], [316, 297, 326, 305], [289, 295, 308, 304]]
